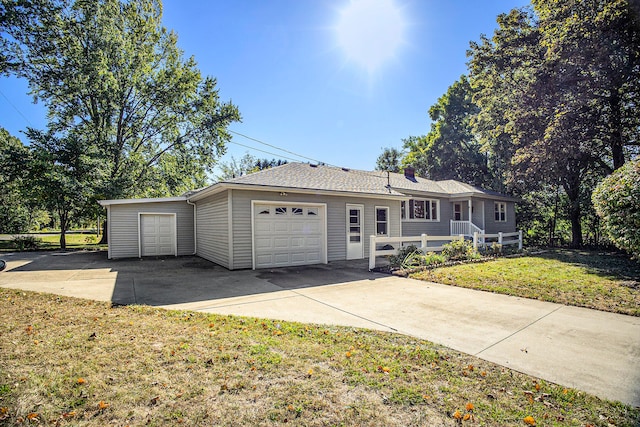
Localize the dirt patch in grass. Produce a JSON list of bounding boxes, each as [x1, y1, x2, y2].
[[411, 249, 640, 316], [1, 289, 638, 426]]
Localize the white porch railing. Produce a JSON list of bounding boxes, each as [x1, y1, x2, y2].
[[369, 234, 464, 270], [450, 220, 484, 236], [473, 231, 523, 251], [368, 231, 524, 270]]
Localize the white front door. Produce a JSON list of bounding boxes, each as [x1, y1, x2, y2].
[[346, 204, 364, 259]]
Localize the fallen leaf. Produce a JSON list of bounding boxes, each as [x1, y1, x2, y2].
[[452, 410, 462, 420], [97, 401, 109, 410], [481, 371, 487, 377], [27, 412, 39, 420], [62, 411, 77, 419], [77, 378, 86, 385], [523, 415, 535, 425], [463, 413, 471, 421], [25, 325, 34, 335], [535, 383, 541, 391], [465, 403, 474, 411], [345, 351, 352, 358], [307, 369, 313, 377]]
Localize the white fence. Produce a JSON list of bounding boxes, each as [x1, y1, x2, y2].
[[368, 231, 523, 270], [473, 231, 522, 250], [368, 234, 464, 270]]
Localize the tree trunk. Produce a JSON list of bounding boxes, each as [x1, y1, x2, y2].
[[563, 180, 582, 248], [98, 220, 108, 244], [59, 211, 67, 251], [610, 91, 625, 170], [568, 200, 582, 248]]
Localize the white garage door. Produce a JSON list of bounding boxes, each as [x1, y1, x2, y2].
[[253, 204, 326, 269], [140, 214, 176, 257]]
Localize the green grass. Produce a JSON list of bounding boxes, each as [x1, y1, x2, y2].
[[1, 289, 638, 426], [0, 233, 106, 252], [411, 249, 640, 316]]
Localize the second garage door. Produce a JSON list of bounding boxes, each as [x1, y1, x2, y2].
[[253, 203, 326, 269], [140, 213, 176, 257]]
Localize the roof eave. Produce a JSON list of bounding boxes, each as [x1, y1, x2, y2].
[[98, 196, 187, 207], [188, 182, 407, 201]]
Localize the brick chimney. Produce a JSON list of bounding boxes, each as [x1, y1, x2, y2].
[[404, 166, 415, 180]]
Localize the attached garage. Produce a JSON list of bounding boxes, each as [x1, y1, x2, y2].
[[139, 213, 177, 257], [252, 202, 327, 269]]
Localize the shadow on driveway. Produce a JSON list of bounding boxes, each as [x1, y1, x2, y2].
[[0, 251, 384, 306]]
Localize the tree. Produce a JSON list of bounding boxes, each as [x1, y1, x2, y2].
[[403, 76, 493, 187], [1, 0, 241, 201], [25, 129, 100, 249], [468, 2, 640, 247], [592, 160, 640, 259], [0, 128, 31, 233], [216, 153, 287, 181], [375, 147, 403, 173]]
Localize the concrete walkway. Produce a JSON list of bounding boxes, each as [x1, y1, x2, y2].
[[1, 251, 639, 407]]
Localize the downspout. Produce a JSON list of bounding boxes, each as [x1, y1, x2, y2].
[[186, 199, 197, 255]]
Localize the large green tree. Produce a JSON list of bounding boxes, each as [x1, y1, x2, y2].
[[375, 147, 403, 173], [1, 0, 241, 201], [468, 1, 640, 247], [403, 76, 494, 187], [0, 128, 31, 233]]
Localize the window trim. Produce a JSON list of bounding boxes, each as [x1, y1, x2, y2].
[[402, 198, 440, 222], [494, 202, 507, 222], [375, 206, 390, 236]]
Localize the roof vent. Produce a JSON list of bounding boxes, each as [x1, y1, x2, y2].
[[341, 167, 350, 172], [309, 163, 317, 168], [404, 166, 415, 180]]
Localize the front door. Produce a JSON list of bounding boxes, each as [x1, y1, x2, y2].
[[346, 204, 364, 259]]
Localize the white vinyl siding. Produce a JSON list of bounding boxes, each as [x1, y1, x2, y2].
[[229, 190, 401, 269], [107, 201, 194, 259], [485, 201, 516, 234], [195, 191, 230, 268]]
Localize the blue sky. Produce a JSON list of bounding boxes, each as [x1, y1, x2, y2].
[[0, 0, 526, 173]]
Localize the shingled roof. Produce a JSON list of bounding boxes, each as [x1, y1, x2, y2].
[[190, 163, 515, 201]]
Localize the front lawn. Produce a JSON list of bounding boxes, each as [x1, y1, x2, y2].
[[411, 249, 640, 316], [0, 233, 106, 252], [1, 289, 638, 426]]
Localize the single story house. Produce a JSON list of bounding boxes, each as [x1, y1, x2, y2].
[[98, 163, 518, 269]]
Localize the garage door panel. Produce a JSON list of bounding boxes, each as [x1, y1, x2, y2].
[[254, 204, 325, 269], [140, 214, 175, 257]]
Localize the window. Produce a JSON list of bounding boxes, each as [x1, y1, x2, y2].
[[453, 203, 462, 221], [404, 198, 439, 221], [275, 207, 287, 215], [376, 207, 389, 236], [258, 208, 270, 215], [292, 207, 303, 215], [494, 202, 507, 222], [401, 201, 406, 220], [307, 207, 318, 216]]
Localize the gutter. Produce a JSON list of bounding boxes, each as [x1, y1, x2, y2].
[[186, 199, 197, 255]]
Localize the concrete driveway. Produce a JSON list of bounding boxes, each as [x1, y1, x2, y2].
[[1, 250, 639, 407]]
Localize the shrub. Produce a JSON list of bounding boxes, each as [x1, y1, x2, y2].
[[11, 235, 42, 251], [592, 160, 640, 259], [388, 245, 418, 268], [441, 239, 478, 261]]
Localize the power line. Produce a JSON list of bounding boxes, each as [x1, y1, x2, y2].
[[228, 140, 304, 163], [0, 88, 34, 128], [229, 129, 323, 164]]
